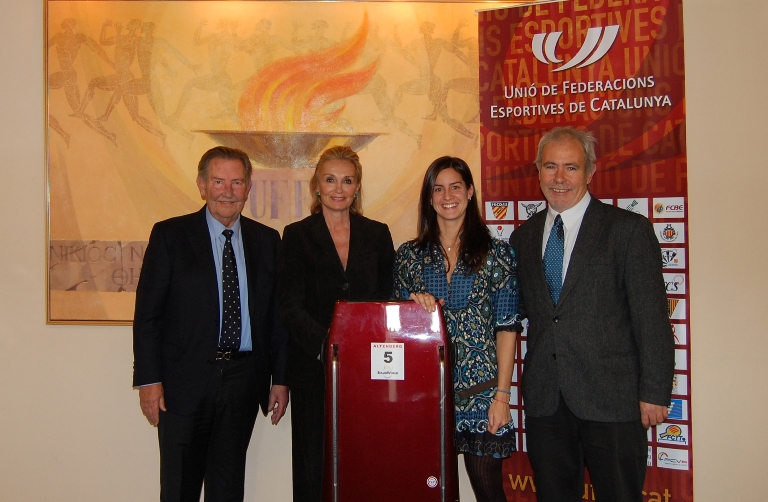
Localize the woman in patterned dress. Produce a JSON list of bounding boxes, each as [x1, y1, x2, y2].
[[393, 156, 522, 502]]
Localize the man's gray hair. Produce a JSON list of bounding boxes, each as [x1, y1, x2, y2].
[[197, 146, 253, 181], [535, 126, 597, 173]]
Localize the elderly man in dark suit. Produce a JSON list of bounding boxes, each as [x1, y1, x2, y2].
[[510, 127, 674, 502], [133, 146, 289, 502]]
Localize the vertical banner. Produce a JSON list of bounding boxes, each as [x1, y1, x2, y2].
[[478, 0, 692, 500]]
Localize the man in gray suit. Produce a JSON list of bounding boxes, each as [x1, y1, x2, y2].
[[510, 127, 675, 501]]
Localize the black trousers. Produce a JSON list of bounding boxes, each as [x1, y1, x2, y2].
[[525, 395, 648, 502], [290, 375, 325, 502], [158, 356, 261, 502]]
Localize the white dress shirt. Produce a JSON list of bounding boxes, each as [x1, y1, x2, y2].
[[541, 192, 592, 284]]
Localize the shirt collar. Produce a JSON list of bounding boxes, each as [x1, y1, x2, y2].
[[205, 207, 241, 239], [547, 192, 591, 230]]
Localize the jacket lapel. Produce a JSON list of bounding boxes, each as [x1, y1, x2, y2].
[[557, 197, 605, 307], [346, 214, 364, 274], [189, 206, 219, 317], [310, 212, 346, 276], [241, 218, 262, 297], [527, 210, 554, 312]]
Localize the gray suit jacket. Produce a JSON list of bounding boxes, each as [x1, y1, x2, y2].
[[510, 197, 674, 422]]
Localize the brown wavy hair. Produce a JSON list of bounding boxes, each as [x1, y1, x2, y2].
[[414, 156, 490, 273]]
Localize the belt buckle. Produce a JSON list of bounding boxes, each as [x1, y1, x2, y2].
[[216, 350, 233, 361]]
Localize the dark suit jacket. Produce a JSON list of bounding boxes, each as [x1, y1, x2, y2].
[[277, 212, 395, 388], [511, 197, 674, 422], [133, 206, 288, 416]]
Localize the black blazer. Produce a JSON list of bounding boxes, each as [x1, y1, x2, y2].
[[277, 212, 395, 388], [511, 197, 674, 422], [133, 206, 289, 416]]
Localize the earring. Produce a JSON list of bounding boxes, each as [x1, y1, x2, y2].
[[354, 193, 358, 198], [316, 190, 320, 196]]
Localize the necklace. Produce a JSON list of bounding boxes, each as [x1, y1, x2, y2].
[[441, 234, 460, 252]]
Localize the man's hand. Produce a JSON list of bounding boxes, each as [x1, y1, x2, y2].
[[138, 383, 166, 427], [640, 401, 668, 428], [268, 385, 289, 425]]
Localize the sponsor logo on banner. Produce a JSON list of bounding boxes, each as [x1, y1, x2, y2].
[[674, 349, 688, 371], [647, 446, 653, 467], [672, 324, 688, 345], [657, 447, 690, 471], [599, 199, 613, 205], [485, 201, 514, 220], [661, 248, 686, 269], [667, 399, 689, 421], [653, 197, 686, 218], [655, 223, 686, 243], [668, 299, 687, 320], [532, 25, 620, 72], [664, 273, 686, 295], [618, 198, 649, 218], [672, 374, 689, 396], [487, 224, 514, 241], [518, 201, 546, 220], [657, 423, 690, 445]]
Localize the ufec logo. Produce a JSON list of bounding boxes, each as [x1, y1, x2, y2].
[[532, 25, 620, 72]]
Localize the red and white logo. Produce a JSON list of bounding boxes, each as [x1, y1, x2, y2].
[[532, 25, 620, 72], [487, 224, 514, 241], [485, 201, 514, 221]]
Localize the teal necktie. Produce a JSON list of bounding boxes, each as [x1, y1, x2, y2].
[[543, 215, 564, 306]]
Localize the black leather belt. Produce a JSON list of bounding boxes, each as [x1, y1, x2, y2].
[[214, 350, 252, 361]]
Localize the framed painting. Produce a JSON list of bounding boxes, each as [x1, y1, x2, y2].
[[45, 0, 527, 323]]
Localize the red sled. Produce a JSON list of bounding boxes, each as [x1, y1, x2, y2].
[[323, 301, 460, 502]]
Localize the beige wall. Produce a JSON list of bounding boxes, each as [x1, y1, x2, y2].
[[1, 1, 766, 500]]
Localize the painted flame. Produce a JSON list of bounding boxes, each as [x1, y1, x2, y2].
[[238, 14, 377, 131]]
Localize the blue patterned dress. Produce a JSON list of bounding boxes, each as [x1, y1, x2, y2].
[[393, 239, 522, 458]]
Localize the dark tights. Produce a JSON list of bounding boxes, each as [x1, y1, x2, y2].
[[464, 454, 506, 502]]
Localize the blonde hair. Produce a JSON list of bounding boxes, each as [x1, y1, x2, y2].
[[309, 145, 363, 215]]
